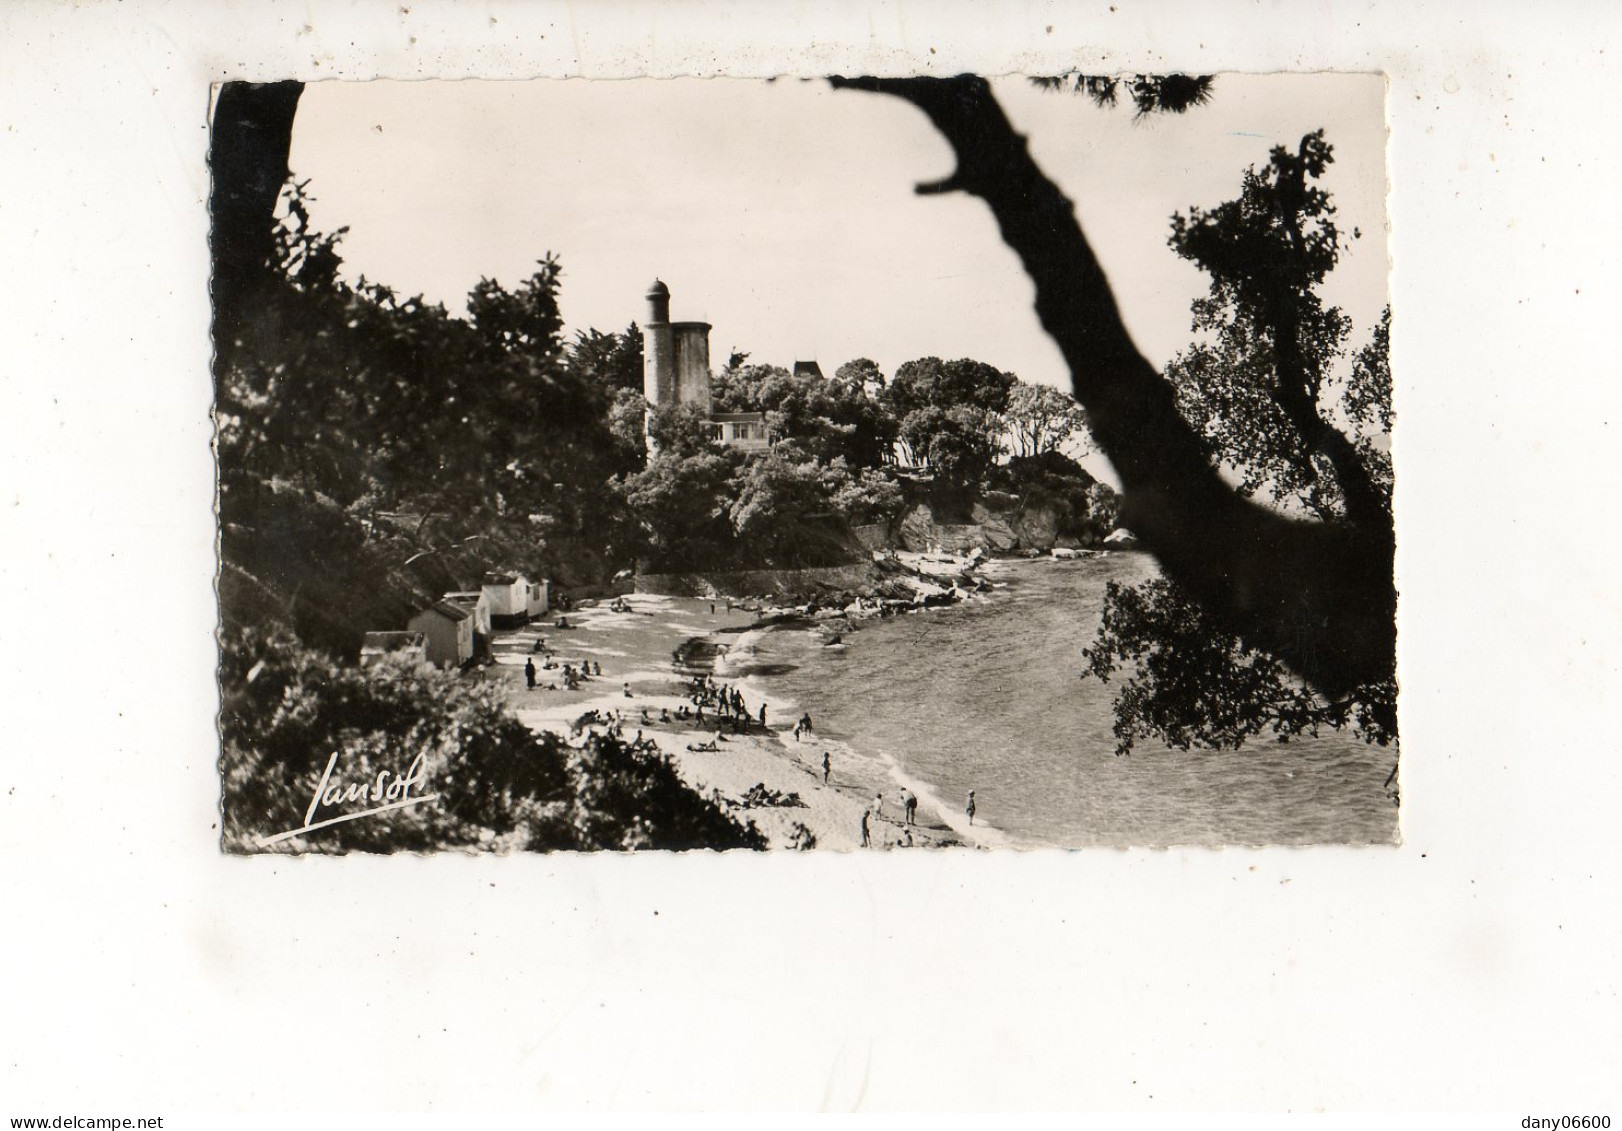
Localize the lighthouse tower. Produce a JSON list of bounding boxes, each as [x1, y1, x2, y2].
[[641, 279, 712, 428]]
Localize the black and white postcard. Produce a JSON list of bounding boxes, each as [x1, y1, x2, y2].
[[214, 73, 1396, 853]]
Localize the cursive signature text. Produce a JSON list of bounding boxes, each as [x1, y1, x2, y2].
[[256, 750, 438, 847]]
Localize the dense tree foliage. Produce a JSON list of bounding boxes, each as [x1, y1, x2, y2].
[[1004, 382, 1091, 460], [216, 182, 636, 560], [615, 416, 904, 572], [885, 356, 1017, 418], [566, 322, 645, 393], [1166, 130, 1387, 527], [713, 360, 897, 468], [880, 356, 1019, 477], [1084, 135, 1396, 757], [991, 450, 1121, 545], [834, 357, 887, 396], [616, 442, 742, 569]]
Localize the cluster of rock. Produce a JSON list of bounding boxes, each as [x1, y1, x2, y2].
[[753, 551, 993, 626]]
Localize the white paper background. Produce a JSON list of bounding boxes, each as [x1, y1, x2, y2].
[[3, 0, 1619, 1114]]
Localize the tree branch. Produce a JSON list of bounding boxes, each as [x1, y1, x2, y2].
[[830, 75, 1395, 701]]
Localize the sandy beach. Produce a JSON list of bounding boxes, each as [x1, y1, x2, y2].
[[485, 591, 995, 850]]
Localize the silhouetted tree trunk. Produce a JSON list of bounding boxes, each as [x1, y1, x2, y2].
[[830, 75, 1395, 701], [210, 80, 304, 377]]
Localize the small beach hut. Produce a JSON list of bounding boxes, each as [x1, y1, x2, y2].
[[443, 590, 492, 660], [406, 602, 473, 669], [359, 631, 429, 669], [482, 572, 529, 629]]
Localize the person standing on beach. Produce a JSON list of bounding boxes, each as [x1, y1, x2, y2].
[[966, 790, 977, 826], [524, 658, 536, 690], [822, 752, 831, 784], [902, 788, 917, 826], [759, 703, 768, 729], [859, 806, 871, 848], [873, 792, 883, 819], [799, 712, 813, 734]]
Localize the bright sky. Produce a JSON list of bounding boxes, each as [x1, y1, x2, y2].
[[287, 72, 1388, 405]]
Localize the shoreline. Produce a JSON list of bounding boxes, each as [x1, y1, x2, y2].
[[491, 584, 1004, 850]]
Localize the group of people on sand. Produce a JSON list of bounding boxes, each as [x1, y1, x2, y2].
[[607, 596, 654, 617], [856, 786, 979, 846], [675, 674, 803, 754], [571, 710, 667, 755], [570, 707, 632, 740], [860, 786, 920, 848], [684, 674, 767, 732], [523, 653, 601, 692]]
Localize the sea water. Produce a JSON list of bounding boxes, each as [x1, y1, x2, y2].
[[740, 554, 1399, 847]]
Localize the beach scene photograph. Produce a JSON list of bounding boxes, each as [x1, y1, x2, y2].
[[212, 72, 1396, 852]]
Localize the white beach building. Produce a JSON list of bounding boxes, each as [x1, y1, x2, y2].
[[482, 572, 529, 629]]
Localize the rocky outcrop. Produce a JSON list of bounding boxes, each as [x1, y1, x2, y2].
[[868, 498, 1075, 555]]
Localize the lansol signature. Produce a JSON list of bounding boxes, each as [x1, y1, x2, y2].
[[257, 750, 438, 847]]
